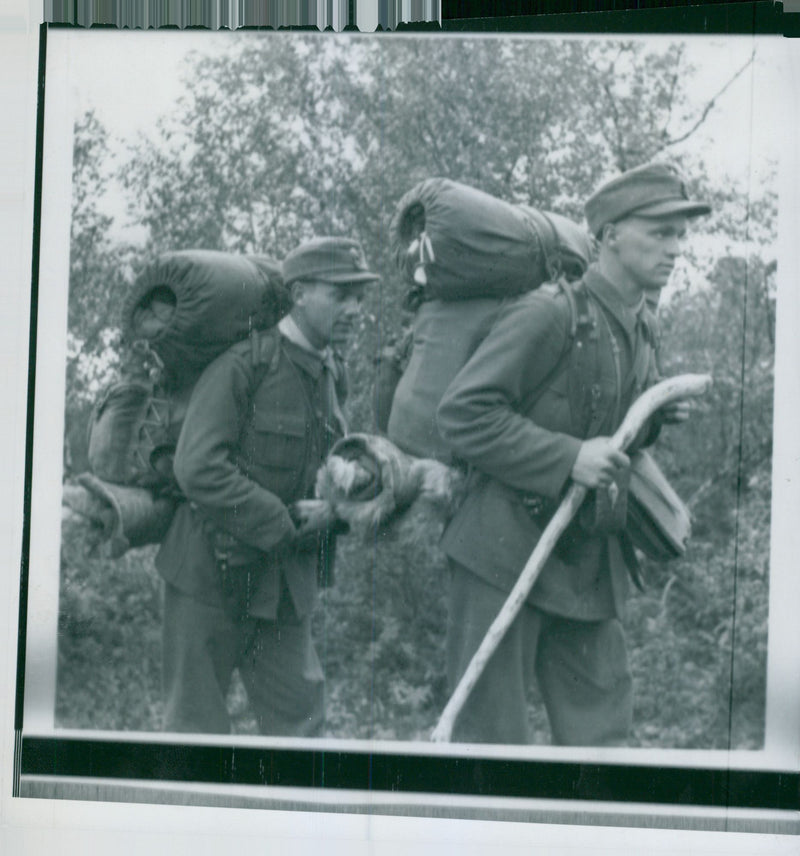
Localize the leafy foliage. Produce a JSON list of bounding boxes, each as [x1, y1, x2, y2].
[[57, 526, 163, 730], [57, 35, 773, 747], [65, 112, 142, 474]]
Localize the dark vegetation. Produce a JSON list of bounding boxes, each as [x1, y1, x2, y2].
[[57, 36, 772, 747]]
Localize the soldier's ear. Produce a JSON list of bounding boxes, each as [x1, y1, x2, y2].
[[290, 280, 307, 304], [601, 222, 619, 248]]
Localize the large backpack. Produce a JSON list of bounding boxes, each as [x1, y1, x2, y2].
[[87, 250, 291, 492], [385, 178, 595, 463]]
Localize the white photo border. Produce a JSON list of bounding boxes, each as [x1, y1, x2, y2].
[[14, 20, 800, 830]]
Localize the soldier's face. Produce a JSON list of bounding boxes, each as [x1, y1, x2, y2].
[[292, 281, 366, 350], [610, 214, 688, 294]]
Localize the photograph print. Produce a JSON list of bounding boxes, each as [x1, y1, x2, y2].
[[21, 26, 797, 788]]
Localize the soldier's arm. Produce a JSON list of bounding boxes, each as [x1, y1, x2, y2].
[[437, 293, 582, 499], [173, 348, 296, 553]]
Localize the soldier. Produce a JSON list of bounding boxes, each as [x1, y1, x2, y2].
[[436, 163, 710, 745], [155, 237, 379, 735]]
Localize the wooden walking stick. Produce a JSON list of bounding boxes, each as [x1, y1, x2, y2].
[[430, 373, 712, 743]]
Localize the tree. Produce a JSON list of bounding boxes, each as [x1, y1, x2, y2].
[[65, 111, 139, 473]]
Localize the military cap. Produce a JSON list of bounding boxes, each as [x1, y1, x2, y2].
[[585, 163, 711, 238], [282, 237, 380, 286]]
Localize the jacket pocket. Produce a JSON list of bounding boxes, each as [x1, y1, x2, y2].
[[238, 409, 311, 503], [245, 410, 308, 469]]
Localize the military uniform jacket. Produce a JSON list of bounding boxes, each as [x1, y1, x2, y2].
[[155, 327, 345, 621], [437, 266, 660, 621]]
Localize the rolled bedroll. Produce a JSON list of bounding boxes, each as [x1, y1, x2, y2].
[[62, 473, 177, 558], [121, 250, 291, 389], [390, 177, 594, 302], [295, 433, 466, 539]]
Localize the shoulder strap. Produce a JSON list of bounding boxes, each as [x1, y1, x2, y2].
[[562, 279, 604, 438], [517, 280, 585, 416], [518, 278, 621, 441], [567, 280, 627, 439], [246, 326, 282, 394], [539, 212, 563, 281], [563, 277, 594, 337], [524, 208, 564, 282]]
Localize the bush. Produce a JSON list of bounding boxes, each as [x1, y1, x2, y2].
[[57, 523, 163, 730]]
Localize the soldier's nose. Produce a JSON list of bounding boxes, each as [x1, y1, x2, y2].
[[668, 234, 684, 256]]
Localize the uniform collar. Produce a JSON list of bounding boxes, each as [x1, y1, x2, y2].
[[278, 314, 340, 380], [583, 265, 657, 346]]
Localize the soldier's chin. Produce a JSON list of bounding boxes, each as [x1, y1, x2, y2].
[[643, 278, 670, 306], [642, 277, 668, 295], [644, 288, 662, 309]]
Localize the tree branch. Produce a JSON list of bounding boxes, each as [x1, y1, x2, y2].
[[664, 49, 755, 148], [599, 46, 631, 170]]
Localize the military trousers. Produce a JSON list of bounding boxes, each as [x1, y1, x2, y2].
[[446, 560, 633, 746], [161, 580, 325, 736]]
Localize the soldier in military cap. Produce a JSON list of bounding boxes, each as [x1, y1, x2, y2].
[[156, 237, 379, 735], [436, 163, 709, 745]]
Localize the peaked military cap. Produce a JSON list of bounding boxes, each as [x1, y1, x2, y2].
[[283, 237, 380, 286], [585, 163, 711, 238]]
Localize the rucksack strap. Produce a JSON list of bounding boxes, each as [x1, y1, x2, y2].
[[563, 279, 608, 439], [247, 327, 282, 394], [515, 277, 614, 443], [539, 212, 565, 282], [517, 279, 594, 424]]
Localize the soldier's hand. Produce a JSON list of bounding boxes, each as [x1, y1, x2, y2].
[[290, 499, 332, 535], [289, 500, 349, 551], [658, 398, 691, 424], [571, 438, 630, 489]]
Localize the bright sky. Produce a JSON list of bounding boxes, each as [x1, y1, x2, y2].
[[56, 30, 786, 239]]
